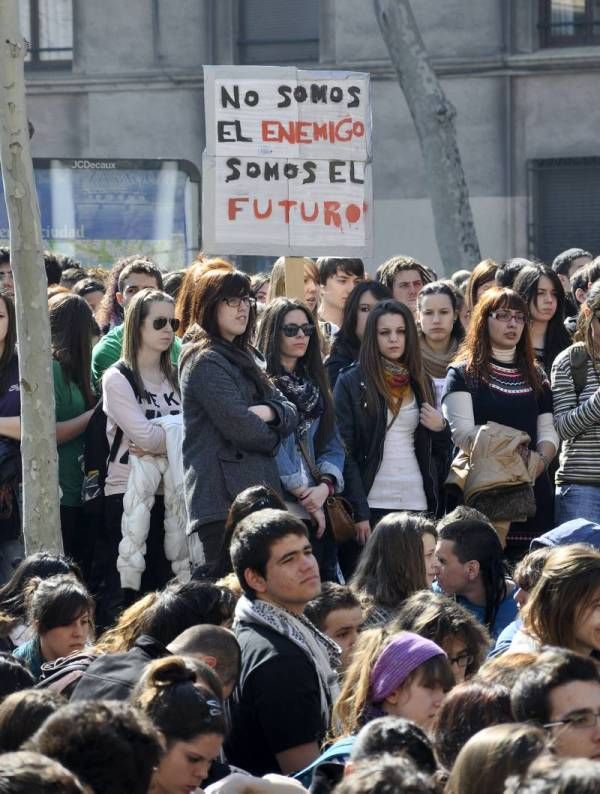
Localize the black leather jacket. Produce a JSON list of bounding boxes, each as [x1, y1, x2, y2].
[[333, 364, 451, 522]]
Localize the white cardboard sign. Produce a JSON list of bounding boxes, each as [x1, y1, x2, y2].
[[202, 65, 373, 257]]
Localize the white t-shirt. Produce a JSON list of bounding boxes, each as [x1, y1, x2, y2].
[[367, 397, 427, 511]]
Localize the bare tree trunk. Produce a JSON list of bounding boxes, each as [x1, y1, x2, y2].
[[0, 0, 62, 553], [374, 0, 481, 273]]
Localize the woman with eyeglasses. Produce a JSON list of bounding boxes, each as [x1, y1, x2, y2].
[[102, 288, 181, 613], [180, 267, 297, 567], [443, 287, 559, 557], [551, 281, 600, 524], [256, 298, 344, 582], [334, 300, 451, 547], [325, 280, 392, 390]]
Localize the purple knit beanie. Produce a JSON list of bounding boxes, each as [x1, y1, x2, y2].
[[369, 632, 446, 703]]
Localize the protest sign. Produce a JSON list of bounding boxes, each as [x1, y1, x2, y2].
[[202, 65, 373, 257]]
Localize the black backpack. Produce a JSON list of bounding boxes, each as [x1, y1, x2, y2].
[[570, 343, 589, 404], [81, 362, 140, 516]]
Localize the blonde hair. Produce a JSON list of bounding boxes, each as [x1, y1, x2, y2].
[[94, 592, 158, 653], [267, 257, 319, 305], [332, 628, 390, 739]]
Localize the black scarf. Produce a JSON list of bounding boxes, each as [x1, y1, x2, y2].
[[273, 370, 323, 438]]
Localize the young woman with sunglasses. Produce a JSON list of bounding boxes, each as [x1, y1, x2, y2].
[[326, 280, 392, 389], [256, 298, 344, 582], [180, 268, 297, 567], [334, 300, 451, 546], [443, 287, 559, 556], [102, 289, 181, 613]]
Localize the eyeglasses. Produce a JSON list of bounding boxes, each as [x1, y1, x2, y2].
[[152, 317, 180, 332], [222, 296, 256, 309], [489, 310, 527, 324], [447, 652, 474, 669], [544, 709, 600, 730], [281, 323, 316, 337]]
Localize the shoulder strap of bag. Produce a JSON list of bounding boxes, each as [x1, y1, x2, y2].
[[570, 344, 589, 404], [298, 438, 322, 484], [107, 362, 142, 464]]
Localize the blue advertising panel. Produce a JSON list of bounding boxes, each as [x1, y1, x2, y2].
[[0, 158, 201, 268]]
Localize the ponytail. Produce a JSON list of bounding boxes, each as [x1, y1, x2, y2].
[[133, 656, 226, 744]]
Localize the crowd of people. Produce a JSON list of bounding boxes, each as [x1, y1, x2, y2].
[[0, 244, 599, 792]]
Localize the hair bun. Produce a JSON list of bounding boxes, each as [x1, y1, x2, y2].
[[150, 657, 197, 689]]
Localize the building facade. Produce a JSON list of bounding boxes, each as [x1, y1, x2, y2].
[[21, 0, 600, 273]]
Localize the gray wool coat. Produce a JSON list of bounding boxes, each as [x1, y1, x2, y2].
[[180, 347, 298, 534]]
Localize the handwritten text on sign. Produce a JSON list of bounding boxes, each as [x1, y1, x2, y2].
[[202, 66, 373, 257]]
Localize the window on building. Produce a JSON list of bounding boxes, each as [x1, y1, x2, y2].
[[238, 0, 320, 65], [19, 0, 73, 66], [540, 0, 600, 46], [528, 158, 600, 262]]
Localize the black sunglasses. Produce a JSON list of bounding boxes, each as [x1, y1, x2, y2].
[[153, 317, 180, 332], [281, 323, 315, 337]]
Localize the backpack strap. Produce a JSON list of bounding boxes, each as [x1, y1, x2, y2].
[[569, 343, 589, 405], [108, 362, 142, 463]]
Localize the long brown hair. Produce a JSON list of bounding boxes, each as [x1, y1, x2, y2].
[[522, 544, 600, 651], [455, 287, 542, 393], [49, 293, 95, 407], [121, 288, 178, 397], [576, 280, 600, 358], [359, 299, 434, 415], [256, 297, 334, 447], [446, 723, 546, 794], [0, 294, 17, 394], [174, 257, 233, 338], [350, 512, 428, 611], [466, 259, 498, 311]]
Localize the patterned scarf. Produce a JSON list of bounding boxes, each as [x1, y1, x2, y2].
[[273, 370, 323, 438], [235, 595, 341, 726], [381, 358, 411, 416]]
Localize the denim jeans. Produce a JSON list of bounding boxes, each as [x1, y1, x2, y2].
[[555, 483, 600, 525]]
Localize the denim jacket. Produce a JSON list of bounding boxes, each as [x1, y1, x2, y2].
[[275, 414, 345, 498]]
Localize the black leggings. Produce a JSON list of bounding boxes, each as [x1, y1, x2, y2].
[[97, 493, 171, 627], [60, 505, 97, 587]]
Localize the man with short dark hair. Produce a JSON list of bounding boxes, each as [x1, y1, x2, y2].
[[304, 582, 362, 670], [316, 257, 364, 332], [72, 622, 239, 701], [226, 508, 340, 777], [434, 507, 517, 640], [91, 258, 181, 385], [552, 247, 592, 297], [512, 648, 600, 759], [375, 255, 433, 318]]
